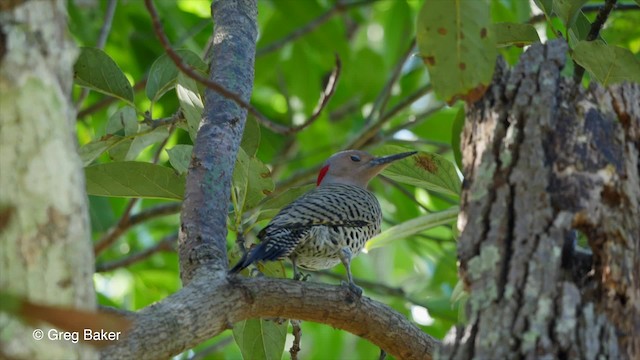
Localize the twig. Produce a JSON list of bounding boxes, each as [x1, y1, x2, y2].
[[574, 0, 618, 82], [75, 0, 118, 109], [95, 199, 138, 255], [364, 38, 416, 125], [94, 202, 182, 255], [152, 126, 175, 164], [95, 233, 178, 272], [289, 319, 302, 360], [379, 176, 430, 212], [96, 0, 118, 49], [256, 0, 379, 57], [346, 83, 433, 150], [528, 1, 637, 24], [288, 55, 341, 134], [145, 0, 340, 136], [143, 111, 184, 129], [382, 104, 446, 135]]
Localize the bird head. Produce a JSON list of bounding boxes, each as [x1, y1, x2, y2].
[[316, 149, 417, 188]]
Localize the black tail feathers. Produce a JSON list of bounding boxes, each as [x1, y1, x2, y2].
[[228, 242, 286, 274]]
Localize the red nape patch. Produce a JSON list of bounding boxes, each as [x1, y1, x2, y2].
[[316, 165, 330, 186]]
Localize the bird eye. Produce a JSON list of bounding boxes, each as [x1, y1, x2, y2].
[[350, 155, 361, 162]]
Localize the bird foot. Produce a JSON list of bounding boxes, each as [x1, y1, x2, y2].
[[341, 280, 363, 297], [294, 272, 311, 281]]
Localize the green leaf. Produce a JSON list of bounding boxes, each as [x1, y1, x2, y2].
[[533, 0, 553, 17], [108, 139, 133, 162], [125, 126, 169, 161], [553, 0, 588, 29], [85, 162, 185, 200], [568, 11, 594, 46], [146, 50, 208, 103], [232, 147, 251, 219], [375, 145, 462, 197], [245, 157, 274, 211], [74, 47, 133, 103], [572, 41, 640, 86], [232, 148, 275, 218], [232, 318, 287, 360], [167, 145, 193, 175], [79, 135, 125, 166], [176, 72, 203, 141], [106, 106, 138, 135], [451, 107, 465, 171], [254, 184, 315, 222], [240, 117, 261, 157], [493, 22, 540, 47], [416, 0, 496, 103], [366, 206, 459, 250]]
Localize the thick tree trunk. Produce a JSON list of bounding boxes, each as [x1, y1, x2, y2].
[[441, 40, 639, 359], [0, 0, 95, 359]]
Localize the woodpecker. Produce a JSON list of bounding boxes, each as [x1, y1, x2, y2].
[[229, 149, 417, 294]]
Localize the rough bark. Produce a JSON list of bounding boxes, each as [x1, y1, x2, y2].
[[101, 275, 438, 360], [178, 0, 258, 283], [0, 0, 95, 358], [441, 40, 639, 359]]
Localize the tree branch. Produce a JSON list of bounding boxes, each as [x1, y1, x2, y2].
[[101, 275, 439, 360], [93, 200, 181, 256], [95, 233, 177, 272], [154, 0, 258, 283]]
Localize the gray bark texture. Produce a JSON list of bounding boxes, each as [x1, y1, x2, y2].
[[441, 40, 639, 359], [178, 0, 258, 283], [0, 0, 95, 359]]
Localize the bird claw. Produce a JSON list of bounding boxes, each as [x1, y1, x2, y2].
[[294, 271, 311, 281], [341, 280, 363, 297]]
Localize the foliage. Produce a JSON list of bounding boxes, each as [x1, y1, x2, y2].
[[70, 0, 639, 358]]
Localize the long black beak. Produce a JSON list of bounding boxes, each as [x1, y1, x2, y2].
[[369, 151, 417, 167]]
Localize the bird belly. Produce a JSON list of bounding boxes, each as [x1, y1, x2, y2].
[[292, 225, 376, 271]]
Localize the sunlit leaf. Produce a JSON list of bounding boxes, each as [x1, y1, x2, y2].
[[572, 41, 640, 86], [375, 145, 462, 197], [74, 47, 133, 104], [85, 162, 185, 200], [366, 206, 459, 250], [146, 49, 208, 103], [176, 72, 203, 141], [232, 318, 287, 360], [417, 0, 496, 103], [167, 145, 193, 175], [493, 22, 540, 47]]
